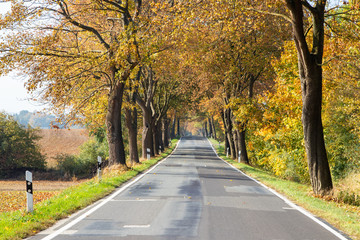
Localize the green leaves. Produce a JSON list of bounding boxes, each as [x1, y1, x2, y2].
[[0, 112, 46, 175]]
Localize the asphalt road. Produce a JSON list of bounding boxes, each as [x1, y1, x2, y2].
[[30, 136, 348, 240]]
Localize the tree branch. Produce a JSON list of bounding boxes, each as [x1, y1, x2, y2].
[[301, 0, 316, 14], [244, 7, 293, 24]]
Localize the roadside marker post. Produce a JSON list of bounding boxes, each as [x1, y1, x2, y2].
[[147, 148, 150, 160], [26, 171, 33, 213], [97, 156, 102, 181], [226, 148, 229, 158], [238, 151, 241, 163]]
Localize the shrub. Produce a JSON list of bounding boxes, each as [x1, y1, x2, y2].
[[0, 112, 45, 176], [56, 138, 109, 178], [337, 191, 360, 207]]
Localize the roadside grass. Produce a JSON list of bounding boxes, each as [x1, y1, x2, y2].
[[208, 138, 360, 240], [0, 139, 179, 240]]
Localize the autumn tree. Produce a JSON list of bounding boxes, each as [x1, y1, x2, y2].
[[0, 0, 178, 167], [175, 0, 288, 164], [321, 2, 360, 177], [280, 0, 333, 195]]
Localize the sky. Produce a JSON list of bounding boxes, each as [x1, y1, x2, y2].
[[0, 74, 45, 114], [0, 0, 343, 114], [0, 2, 44, 114]]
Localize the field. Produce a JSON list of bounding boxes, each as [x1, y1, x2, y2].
[[0, 129, 90, 213], [36, 129, 90, 168], [0, 180, 85, 213]]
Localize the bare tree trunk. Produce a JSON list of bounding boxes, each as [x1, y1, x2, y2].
[[106, 82, 126, 166], [125, 106, 139, 164]]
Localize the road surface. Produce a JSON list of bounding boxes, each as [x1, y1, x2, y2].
[[30, 136, 348, 240]]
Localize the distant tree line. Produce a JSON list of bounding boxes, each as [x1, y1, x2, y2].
[[13, 110, 83, 129]]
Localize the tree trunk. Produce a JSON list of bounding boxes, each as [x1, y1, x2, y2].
[[208, 118, 213, 138], [125, 106, 139, 164], [170, 113, 176, 139], [286, 0, 333, 195], [204, 121, 208, 138], [141, 106, 154, 159], [239, 128, 249, 164], [224, 108, 235, 159], [233, 128, 239, 160], [153, 123, 158, 155], [301, 63, 333, 195], [221, 110, 229, 155], [177, 117, 180, 137], [153, 120, 162, 155], [106, 82, 126, 166], [211, 116, 217, 140], [163, 117, 170, 147], [157, 120, 164, 152]]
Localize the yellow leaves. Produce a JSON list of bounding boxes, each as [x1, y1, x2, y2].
[[0, 191, 59, 213]]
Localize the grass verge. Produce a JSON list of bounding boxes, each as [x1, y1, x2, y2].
[[0, 139, 179, 240], [208, 138, 360, 240]]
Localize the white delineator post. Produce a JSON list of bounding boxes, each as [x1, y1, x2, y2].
[[147, 148, 150, 160], [226, 148, 229, 158], [26, 171, 33, 213], [238, 151, 241, 163], [97, 156, 102, 181]]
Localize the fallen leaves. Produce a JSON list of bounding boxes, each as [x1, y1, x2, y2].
[[0, 191, 60, 213]]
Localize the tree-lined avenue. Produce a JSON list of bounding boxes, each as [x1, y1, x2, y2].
[[29, 136, 346, 240]]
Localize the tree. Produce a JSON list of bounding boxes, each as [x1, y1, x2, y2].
[[175, 0, 287, 164], [283, 0, 333, 195], [0, 0, 175, 167], [0, 112, 45, 176]]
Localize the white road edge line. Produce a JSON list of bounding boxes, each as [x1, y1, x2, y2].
[[123, 224, 150, 228], [40, 139, 181, 240], [207, 139, 348, 240], [110, 199, 158, 202]]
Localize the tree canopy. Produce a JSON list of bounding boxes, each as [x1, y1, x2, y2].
[[1, 0, 360, 195]]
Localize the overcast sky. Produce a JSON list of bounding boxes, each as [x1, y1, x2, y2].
[[0, 0, 344, 114]]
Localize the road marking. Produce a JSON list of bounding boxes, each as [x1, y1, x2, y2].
[[123, 224, 150, 228], [282, 207, 296, 210], [40, 140, 182, 240], [62, 230, 78, 235], [110, 199, 158, 202], [207, 139, 349, 240]]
